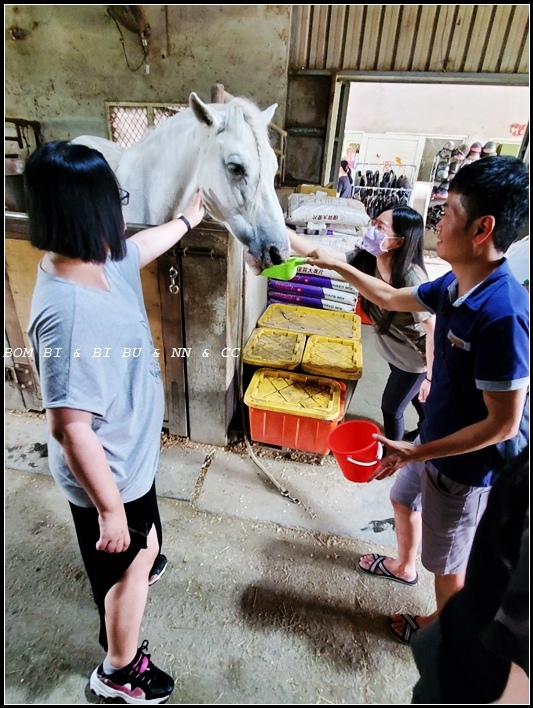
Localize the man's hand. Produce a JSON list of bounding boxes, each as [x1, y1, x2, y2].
[[371, 434, 415, 480]]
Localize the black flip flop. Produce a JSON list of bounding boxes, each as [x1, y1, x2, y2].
[[357, 553, 418, 586], [388, 614, 420, 645]]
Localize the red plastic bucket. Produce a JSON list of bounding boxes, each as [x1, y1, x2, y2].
[[328, 420, 383, 483]]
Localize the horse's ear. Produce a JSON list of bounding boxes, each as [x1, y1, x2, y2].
[[189, 92, 220, 130], [261, 103, 278, 126]]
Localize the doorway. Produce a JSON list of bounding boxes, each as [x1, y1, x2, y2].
[[342, 81, 528, 179]]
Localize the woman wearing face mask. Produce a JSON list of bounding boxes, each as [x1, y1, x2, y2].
[[287, 205, 434, 442]]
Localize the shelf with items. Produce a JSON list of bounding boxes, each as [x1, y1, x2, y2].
[[429, 141, 468, 201], [352, 162, 416, 189], [426, 202, 446, 233], [430, 140, 500, 202], [351, 162, 416, 214]]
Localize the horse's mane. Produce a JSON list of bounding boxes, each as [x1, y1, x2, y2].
[[221, 98, 272, 172]]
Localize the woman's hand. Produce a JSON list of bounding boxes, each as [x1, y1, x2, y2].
[[181, 188, 205, 230], [418, 377, 431, 403], [131, 188, 205, 267], [96, 507, 131, 553], [306, 247, 346, 269]]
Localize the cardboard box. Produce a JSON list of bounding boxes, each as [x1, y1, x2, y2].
[[296, 183, 337, 198]]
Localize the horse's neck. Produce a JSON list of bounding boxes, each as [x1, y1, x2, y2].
[[118, 111, 203, 224]]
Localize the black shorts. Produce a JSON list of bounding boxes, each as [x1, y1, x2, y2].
[[69, 481, 162, 650]]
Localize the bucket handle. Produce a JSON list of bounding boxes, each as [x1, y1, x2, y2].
[[347, 442, 384, 466]]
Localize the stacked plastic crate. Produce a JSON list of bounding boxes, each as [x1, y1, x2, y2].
[[242, 191, 372, 454], [242, 304, 363, 455]]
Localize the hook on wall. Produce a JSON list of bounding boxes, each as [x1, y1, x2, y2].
[[107, 5, 151, 73]]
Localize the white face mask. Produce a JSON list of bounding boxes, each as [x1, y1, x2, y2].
[[363, 225, 389, 257]]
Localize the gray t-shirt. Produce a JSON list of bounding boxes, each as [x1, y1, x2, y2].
[[346, 248, 431, 373], [27, 241, 165, 507]]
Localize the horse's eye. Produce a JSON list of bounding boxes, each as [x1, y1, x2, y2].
[[227, 162, 245, 178]]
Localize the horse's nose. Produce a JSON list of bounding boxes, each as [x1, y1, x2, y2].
[[269, 246, 283, 266]]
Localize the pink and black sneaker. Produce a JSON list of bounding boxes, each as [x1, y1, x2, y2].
[[148, 554, 168, 587], [90, 640, 174, 704]]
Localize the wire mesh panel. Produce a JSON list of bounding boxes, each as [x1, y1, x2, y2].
[[153, 106, 184, 126], [106, 102, 187, 148]]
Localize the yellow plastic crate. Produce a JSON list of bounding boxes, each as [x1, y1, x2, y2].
[[242, 327, 306, 370], [257, 303, 361, 340], [244, 368, 343, 421], [301, 335, 363, 380]]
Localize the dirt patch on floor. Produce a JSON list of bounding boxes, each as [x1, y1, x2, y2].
[[160, 429, 338, 467]]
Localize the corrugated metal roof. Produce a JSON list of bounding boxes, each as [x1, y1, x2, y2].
[[290, 5, 529, 75]]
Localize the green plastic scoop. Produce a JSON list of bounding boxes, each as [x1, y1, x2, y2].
[[259, 257, 307, 280]]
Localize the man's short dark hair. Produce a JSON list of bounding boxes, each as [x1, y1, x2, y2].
[[24, 140, 126, 262], [449, 156, 529, 252]]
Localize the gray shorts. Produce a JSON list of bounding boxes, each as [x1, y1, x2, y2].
[[390, 459, 491, 575]]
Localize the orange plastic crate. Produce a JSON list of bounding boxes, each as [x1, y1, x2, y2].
[[248, 407, 345, 454], [355, 297, 372, 325], [245, 368, 346, 454]]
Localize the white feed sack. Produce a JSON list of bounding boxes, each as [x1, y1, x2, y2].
[[300, 230, 363, 253], [287, 193, 369, 231]]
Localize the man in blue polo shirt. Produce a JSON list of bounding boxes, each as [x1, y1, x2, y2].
[[306, 155, 529, 646]]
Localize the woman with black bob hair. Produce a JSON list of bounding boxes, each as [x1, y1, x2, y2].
[[25, 140, 127, 263], [25, 140, 205, 705]]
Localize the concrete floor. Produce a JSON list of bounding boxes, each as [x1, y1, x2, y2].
[[5, 258, 450, 705]]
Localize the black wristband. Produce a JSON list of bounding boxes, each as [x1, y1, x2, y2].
[[425, 377, 432, 383], [177, 213, 191, 232]]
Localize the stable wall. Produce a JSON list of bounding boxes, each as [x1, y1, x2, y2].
[[5, 214, 248, 446], [5, 5, 290, 139]]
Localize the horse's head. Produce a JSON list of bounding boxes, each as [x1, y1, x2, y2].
[[190, 93, 290, 273]]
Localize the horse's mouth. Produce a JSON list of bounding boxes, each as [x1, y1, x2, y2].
[[268, 245, 283, 266], [243, 251, 264, 275], [244, 245, 286, 274]]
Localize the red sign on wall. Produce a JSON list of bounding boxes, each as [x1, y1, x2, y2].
[[510, 124, 526, 137]]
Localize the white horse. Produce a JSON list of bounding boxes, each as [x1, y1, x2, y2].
[[72, 93, 289, 272]]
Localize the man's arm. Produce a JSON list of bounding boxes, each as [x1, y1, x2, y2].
[[376, 387, 528, 476], [307, 249, 425, 313], [130, 188, 205, 268], [46, 407, 130, 553]]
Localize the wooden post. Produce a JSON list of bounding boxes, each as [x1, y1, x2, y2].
[[211, 82, 235, 104], [211, 83, 225, 103]]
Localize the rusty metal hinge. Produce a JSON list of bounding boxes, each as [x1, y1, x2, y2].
[[10, 362, 36, 392], [179, 246, 223, 258]]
